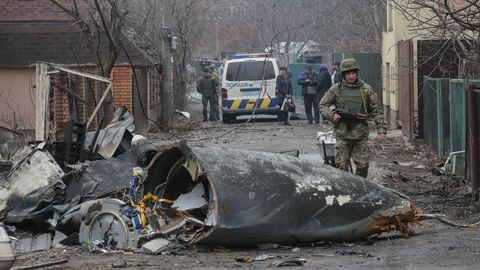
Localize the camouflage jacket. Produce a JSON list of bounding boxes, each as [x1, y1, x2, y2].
[[319, 78, 387, 140], [197, 72, 219, 98]]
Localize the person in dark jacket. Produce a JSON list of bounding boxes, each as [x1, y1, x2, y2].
[[298, 65, 320, 124], [316, 63, 332, 124], [197, 67, 219, 121], [276, 66, 292, 125]]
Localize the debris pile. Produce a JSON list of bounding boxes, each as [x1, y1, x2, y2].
[[0, 108, 423, 259]]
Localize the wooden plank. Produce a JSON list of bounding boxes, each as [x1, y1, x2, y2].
[[35, 63, 50, 141], [11, 259, 68, 270]]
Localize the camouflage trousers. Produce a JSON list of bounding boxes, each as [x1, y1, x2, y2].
[[202, 95, 219, 121], [335, 138, 369, 178]]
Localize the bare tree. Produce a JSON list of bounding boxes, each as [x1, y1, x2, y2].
[[390, 0, 480, 78], [124, 0, 218, 110], [50, 0, 129, 122], [199, 0, 385, 61]]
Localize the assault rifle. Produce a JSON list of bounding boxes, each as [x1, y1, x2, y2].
[[335, 109, 367, 121]]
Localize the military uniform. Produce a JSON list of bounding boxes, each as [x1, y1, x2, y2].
[[209, 66, 221, 120], [319, 59, 386, 177], [197, 69, 219, 121]]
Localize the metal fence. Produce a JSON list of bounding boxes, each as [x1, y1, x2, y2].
[[422, 78, 480, 175]]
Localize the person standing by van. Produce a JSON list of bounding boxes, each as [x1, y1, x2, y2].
[[298, 65, 320, 124], [197, 66, 219, 122], [276, 66, 292, 125]]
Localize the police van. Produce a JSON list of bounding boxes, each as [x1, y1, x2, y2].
[[220, 53, 280, 123]]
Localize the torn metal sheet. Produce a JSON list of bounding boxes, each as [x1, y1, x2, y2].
[[171, 183, 207, 211], [11, 233, 52, 254], [84, 126, 132, 159], [0, 149, 64, 213], [63, 157, 135, 203], [4, 180, 65, 229], [144, 144, 419, 247], [118, 135, 158, 167], [105, 106, 136, 133]]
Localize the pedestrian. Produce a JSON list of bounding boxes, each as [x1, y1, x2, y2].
[[316, 63, 332, 124], [297, 64, 320, 124], [276, 66, 292, 125], [319, 58, 387, 178], [331, 60, 342, 84], [197, 66, 219, 122]]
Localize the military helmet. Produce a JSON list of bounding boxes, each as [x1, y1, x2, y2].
[[202, 66, 210, 73], [340, 58, 360, 73]]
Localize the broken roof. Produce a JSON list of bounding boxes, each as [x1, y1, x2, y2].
[[0, 23, 156, 68]]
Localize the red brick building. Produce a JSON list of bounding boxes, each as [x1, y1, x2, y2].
[[0, 0, 161, 139]]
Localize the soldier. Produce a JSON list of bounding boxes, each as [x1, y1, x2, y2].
[[197, 66, 219, 121], [319, 58, 387, 178], [208, 64, 220, 120]]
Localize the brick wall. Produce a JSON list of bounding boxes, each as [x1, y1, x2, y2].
[[111, 66, 133, 112], [52, 66, 133, 139]]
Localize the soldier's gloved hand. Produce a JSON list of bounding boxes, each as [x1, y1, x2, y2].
[[378, 132, 387, 141], [332, 113, 341, 123]]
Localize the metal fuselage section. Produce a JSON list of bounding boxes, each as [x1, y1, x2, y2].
[[143, 144, 419, 247]]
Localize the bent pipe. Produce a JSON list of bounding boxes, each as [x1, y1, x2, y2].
[[144, 143, 418, 247]]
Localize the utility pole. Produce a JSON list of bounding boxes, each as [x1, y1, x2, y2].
[[161, 0, 174, 129], [215, 19, 219, 57]]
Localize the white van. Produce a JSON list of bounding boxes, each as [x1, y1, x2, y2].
[[220, 54, 280, 123]]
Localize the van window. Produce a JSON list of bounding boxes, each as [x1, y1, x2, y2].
[[226, 61, 276, 81]]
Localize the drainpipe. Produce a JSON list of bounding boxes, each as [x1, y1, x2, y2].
[[467, 84, 479, 201]]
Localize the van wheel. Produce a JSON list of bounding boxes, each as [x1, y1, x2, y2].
[[222, 113, 234, 123]]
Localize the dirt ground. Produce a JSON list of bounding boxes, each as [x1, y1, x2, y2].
[[11, 94, 480, 269]]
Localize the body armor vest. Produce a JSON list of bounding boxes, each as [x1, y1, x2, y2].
[[336, 85, 365, 115]]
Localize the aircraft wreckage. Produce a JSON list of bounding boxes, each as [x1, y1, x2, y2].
[[0, 139, 421, 251], [140, 142, 420, 247]]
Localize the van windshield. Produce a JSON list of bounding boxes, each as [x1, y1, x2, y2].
[[226, 61, 275, 81]]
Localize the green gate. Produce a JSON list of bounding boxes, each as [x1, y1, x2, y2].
[[422, 78, 480, 176]]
